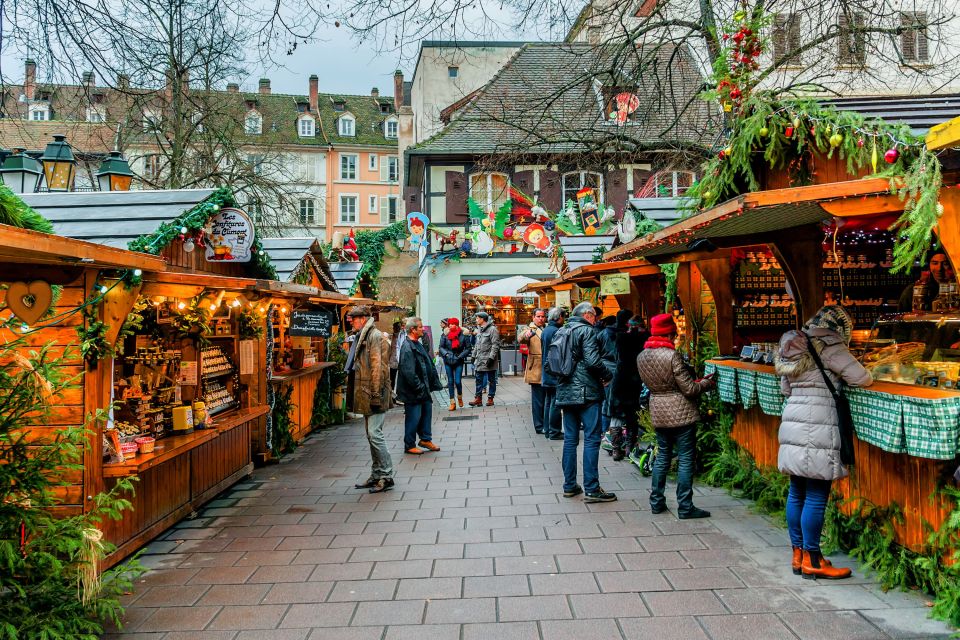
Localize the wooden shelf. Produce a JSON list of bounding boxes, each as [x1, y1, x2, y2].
[[270, 362, 336, 383], [103, 404, 269, 478]]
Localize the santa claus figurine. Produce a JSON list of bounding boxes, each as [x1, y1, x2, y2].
[[342, 228, 359, 261]]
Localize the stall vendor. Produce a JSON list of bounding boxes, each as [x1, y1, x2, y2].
[[898, 252, 956, 312]]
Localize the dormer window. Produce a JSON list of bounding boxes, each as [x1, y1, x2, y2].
[[298, 115, 315, 137], [296, 102, 308, 113], [333, 100, 346, 112], [379, 103, 391, 114], [384, 117, 398, 139], [600, 86, 641, 124], [86, 106, 105, 123], [28, 103, 50, 121], [143, 109, 161, 132], [338, 114, 355, 137], [245, 110, 263, 135]]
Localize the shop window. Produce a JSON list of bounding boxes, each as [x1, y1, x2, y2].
[[461, 278, 539, 346], [469, 172, 509, 212]]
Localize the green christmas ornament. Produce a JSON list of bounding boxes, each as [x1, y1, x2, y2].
[[758, 127, 769, 137]]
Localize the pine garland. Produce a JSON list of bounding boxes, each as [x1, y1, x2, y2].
[[342, 222, 407, 296]]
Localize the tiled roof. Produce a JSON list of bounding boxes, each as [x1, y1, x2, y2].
[[20, 189, 216, 249], [260, 236, 339, 291], [409, 43, 716, 156], [328, 261, 365, 294], [317, 93, 398, 147], [820, 94, 960, 136]]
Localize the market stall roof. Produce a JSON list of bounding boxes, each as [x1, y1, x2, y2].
[[606, 178, 898, 261], [559, 234, 615, 271], [464, 275, 541, 297], [627, 197, 687, 227], [260, 236, 339, 291], [328, 261, 365, 294], [928, 114, 960, 150], [561, 258, 661, 285], [0, 223, 167, 271], [519, 277, 564, 294], [20, 189, 216, 249]]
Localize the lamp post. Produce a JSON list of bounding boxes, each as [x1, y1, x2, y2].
[[0, 149, 43, 194], [40, 134, 76, 192], [96, 151, 134, 192]]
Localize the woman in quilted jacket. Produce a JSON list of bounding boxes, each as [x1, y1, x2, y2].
[[636, 314, 716, 519], [775, 304, 872, 580]]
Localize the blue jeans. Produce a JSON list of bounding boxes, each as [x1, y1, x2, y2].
[[650, 423, 697, 514], [786, 476, 832, 551], [543, 386, 562, 438], [530, 384, 545, 432], [561, 402, 602, 494], [403, 400, 433, 449], [445, 364, 463, 399], [475, 370, 497, 398]]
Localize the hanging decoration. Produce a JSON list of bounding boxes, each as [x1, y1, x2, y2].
[[5, 281, 53, 325], [472, 229, 495, 254], [611, 92, 640, 124], [406, 212, 429, 250], [342, 228, 360, 261], [617, 211, 638, 244]]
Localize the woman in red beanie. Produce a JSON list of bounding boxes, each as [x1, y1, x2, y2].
[[636, 313, 716, 519], [438, 317, 469, 411]]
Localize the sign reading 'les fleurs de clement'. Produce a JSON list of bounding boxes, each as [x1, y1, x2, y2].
[[205, 207, 254, 262]]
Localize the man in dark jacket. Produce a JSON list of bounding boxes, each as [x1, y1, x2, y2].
[[540, 307, 566, 440], [596, 314, 618, 436], [396, 317, 443, 455], [556, 302, 616, 503], [608, 310, 647, 461]]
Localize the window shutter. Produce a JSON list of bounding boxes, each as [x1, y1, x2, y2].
[[403, 186, 422, 214], [916, 12, 929, 61], [901, 13, 916, 61], [538, 169, 562, 213], [632, 169, 651, 197], [605, 168, 628, 215], [380, 157, 389, 182], [513, 170, 534, 196], [380, 197, 390, 225], [772, 14, 787, 63], [788, 14, 802, 64], [446, 171, 468, 222], [837, 14, 850, 64]]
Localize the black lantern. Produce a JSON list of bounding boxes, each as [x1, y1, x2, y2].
[[40, 134, 76, 192], [96, 151, 134, 191], [0, 149, 43, 194]]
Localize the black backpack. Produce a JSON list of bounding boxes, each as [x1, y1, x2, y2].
[[546, 325, 576, 379]]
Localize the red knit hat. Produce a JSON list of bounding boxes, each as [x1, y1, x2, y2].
[[649, 313, 676, 336], [447, 317, 460, 326]]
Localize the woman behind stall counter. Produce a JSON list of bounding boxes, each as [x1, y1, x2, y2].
[[775, 304, 873, 581]]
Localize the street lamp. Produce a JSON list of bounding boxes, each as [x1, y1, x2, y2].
[[96, 151, 134, 192], [0, 149, 43, 194], [40, 134, 76, 192]]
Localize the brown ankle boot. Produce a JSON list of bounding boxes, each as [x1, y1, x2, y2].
[[457, 395, 464, 407], [801, 550, 851, 580], [449, 399, 456, 411], [486, 396, 495, 406], [791, 547, 802, 575], [468, 395, 483, 407]]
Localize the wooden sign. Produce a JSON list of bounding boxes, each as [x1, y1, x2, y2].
[[600, 273, 630, 296], [5, 280, 52, 325], [205, 207, 254, 262], [289, 309, 333, 337]]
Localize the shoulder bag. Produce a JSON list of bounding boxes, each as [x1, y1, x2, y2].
[[804, 332, 856, 466]]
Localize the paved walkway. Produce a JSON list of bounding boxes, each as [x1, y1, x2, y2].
[[109, 377, 953, 639]]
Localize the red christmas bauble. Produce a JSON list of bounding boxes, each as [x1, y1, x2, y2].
[[730, 88, 741, 99], [785, 126, 794, 138], [884, 148, 899, 164]]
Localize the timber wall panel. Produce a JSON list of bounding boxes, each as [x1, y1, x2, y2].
[[191, 424, 251, 497], [101, 455, 191, 548], [730, 405, 950, 552]]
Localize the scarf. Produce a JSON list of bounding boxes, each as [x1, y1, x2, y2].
[[448, 325, 461, 350], [644, 336, 676, 350]]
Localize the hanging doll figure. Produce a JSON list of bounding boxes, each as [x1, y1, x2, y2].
[[406, 212, 430, 250], [342, 228, 360, 261]]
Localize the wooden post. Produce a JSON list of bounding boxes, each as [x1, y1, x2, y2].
[[769, 225, 824, 328], [696, 257, 734, 354], [675, 263, 695, 345], [935, 187, 960, 276]]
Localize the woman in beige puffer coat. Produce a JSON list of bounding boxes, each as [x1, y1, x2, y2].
[[775, 304, 872, 580]]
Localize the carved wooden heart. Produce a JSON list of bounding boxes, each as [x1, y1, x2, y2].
[[6, 280, 53, 325]]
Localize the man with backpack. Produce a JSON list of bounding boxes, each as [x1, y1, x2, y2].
[[540, 307, 566, 440], [551, 301, 616, 503]]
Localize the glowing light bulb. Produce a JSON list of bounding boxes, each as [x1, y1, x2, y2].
[[180, 226, 188, 234], [178, 302, 187, 310], [281, 306, 288, 313], [99, 285, 108, 294], [231, 299, 241, 307], [133, 269, 142, 277]]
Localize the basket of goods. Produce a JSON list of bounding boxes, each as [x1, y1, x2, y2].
[[134, 436, 156, 453], [119, 442, 139, 456]]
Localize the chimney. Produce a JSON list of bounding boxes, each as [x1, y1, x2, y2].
[[227, 82, 239, 93], [82, 71, 95, 88], [393, 70, 404, 112], [309, 74, 318, 112], [258, 78, 271, 95], [371, 87, 379, 98], [24, 59, 36, 100]]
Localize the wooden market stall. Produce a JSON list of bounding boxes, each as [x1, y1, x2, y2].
[[607, 168, 960, 551]]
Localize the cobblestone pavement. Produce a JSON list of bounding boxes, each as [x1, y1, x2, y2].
[[109, 376, 954, 639]]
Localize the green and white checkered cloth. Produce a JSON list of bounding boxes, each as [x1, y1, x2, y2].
[[902, 395, 960, 460], [756, 372, 785, 416], [738, 368, 758, 409], [716, 365, 738, 404], [848, 388, 906, 454]]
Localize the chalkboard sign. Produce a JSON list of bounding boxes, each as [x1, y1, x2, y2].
[[289, 310, 334, 337]]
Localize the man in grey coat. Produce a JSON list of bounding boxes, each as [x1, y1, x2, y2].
[[469, 312, 501, 406]]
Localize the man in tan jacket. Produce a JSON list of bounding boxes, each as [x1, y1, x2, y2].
[[345, 306, 394, 493], [519, 308, 547, 434]]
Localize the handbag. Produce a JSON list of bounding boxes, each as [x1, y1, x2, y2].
[[804, 332, 856, 466]]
